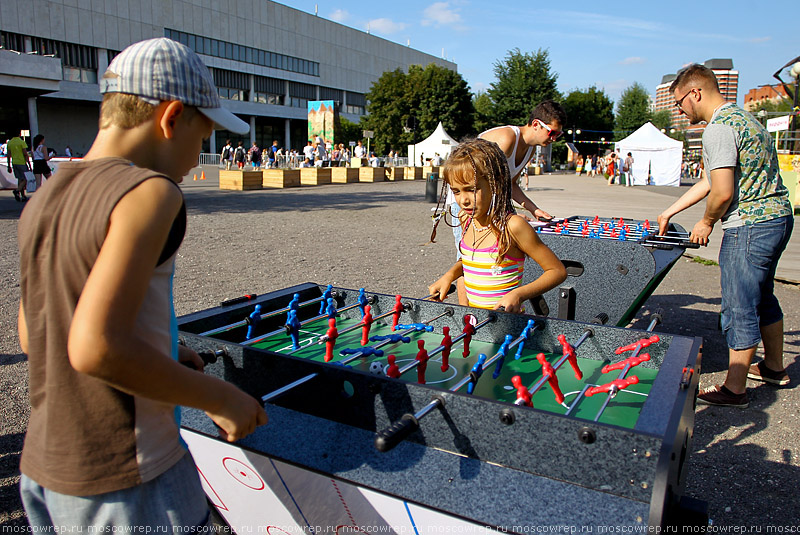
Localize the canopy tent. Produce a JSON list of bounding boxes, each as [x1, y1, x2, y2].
[[407, 122, 458, 166], [614, 122, 683, 186]]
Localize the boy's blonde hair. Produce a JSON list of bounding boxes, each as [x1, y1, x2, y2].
[[99, 93, 157, 130]]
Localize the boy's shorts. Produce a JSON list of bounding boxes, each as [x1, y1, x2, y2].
[[719, 215, 793, 350], [21, 451, 210, 530]]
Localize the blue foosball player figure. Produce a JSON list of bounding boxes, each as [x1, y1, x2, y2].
[[325, 298, 337, 319], [288, 293, 300, 312], [245, 304, 262, 340], [467, 354, 488, 394], [285, 309, 301, 350], [515, 319, 537, 360], [493, 334, 514, 379], [357, 288, 368, 318], [319, 284, 333, 315]]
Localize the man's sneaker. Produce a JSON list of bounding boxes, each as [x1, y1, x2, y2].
[[13, 190, 20, 202], [697, 385, 749, 408], [747, 361, 789, 386]]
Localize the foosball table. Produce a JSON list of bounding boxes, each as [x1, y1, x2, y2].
[[177, 281, 704, 532], [525, 215, 697, 326]]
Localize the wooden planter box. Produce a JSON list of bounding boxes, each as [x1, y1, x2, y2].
[[385, 167, 402, 181], [423, 166, 441, 179], [262, 169, 300, 188], [219, 170, 263, 191], [331, 167, 359, 183], [404, 167, 423, 180], [358, 167, 386, 182], [300, 167, 332, 186]]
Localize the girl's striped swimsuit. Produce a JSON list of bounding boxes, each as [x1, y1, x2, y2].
[[459, 237, 524, 309]]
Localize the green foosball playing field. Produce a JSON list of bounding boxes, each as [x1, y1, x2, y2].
[[247, 312, 657, 430]]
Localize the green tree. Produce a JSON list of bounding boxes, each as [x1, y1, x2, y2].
[[562, 86, 614, 154], [615, 82, 652, 138], [487, 48, 561, 127], [650, 109, 685, 146], [362, 64, 474, 155], [335, 116, 363, 147], [650, 109, 672, 132], [472, 91, 493, 134]]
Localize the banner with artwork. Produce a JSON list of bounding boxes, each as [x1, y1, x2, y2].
[[308, 100, 335, 147]]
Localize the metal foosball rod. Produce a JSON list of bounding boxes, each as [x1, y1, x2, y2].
[[375, 316, 546, 453], [199, 294, 332, 337], [516, 313, 609, 406], [259, 288, 457, 403], [563, 310, 663, 420], [243, 300, 365, 347], [393, 313, 498, 376], [337, 307, 456, 365]]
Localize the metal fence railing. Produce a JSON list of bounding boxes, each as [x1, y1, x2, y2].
[[199, 153, 221, 166], [198, 153, 419, 169]]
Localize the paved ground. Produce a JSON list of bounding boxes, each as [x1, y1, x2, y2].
[[1, 169, 799, 527]]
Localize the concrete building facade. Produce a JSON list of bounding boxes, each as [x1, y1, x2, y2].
[[0, 0, 456, 156], [653, 59, 738, 158]]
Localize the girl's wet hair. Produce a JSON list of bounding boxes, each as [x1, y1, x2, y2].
[[430, 138, 516, 263]]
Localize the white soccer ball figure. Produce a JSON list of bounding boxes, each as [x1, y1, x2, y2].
[[369, 361, 384, 375]]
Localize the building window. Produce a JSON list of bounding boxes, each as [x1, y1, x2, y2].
[[164, 28, 319, 77]]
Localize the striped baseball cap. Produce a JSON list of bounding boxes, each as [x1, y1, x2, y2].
[[99, 38, 249, 134]]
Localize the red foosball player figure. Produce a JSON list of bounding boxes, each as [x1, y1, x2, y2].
[[586, 376, 639, 397], [592, 215, 600, 226], [602, 353, 650, 374], [462, 316, 476, 358], [557, 334, 583, 380], [536, 353, 565, 404], [391, 295, 403, 331], [440, 326, 453, 372], [511, 375, 533, 407], [324, 318, 338, 362], [361, 305, 374, 346], [416, 340, 429, 384], [386, 354, 401, 379], [615, 335, 659, 355]]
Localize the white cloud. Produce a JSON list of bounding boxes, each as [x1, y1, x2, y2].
[[329, 9, 349, 23], [366, 18, 407, 35], [748, 36, 771, 43], [422, 2, 463, 27], [619, 57, 646, 65]]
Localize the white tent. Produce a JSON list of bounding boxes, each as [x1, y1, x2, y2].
[[614, 122, 683, 187], [408, 122, 458, 166]]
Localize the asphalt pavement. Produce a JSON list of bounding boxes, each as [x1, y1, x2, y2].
[[1, 168, 798, 528]]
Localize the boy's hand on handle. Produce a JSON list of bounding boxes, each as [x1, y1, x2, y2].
[[657, 213, 671, 236], [206, 382, 268, 442], [178, 344, 205, 372], [690, 220, 712, 246]]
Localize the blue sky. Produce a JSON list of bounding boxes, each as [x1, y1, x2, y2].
[[284, 0, 797, 111]]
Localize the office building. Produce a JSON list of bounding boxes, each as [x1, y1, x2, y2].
[[0, 1, 456, 156]]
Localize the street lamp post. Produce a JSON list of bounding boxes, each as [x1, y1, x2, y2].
[[791, 62, 800, 153]]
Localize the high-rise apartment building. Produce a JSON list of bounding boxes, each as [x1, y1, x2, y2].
[[653, 59, 738, 157]]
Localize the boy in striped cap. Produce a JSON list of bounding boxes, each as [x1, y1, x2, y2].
[[17, 38, 266, 528]]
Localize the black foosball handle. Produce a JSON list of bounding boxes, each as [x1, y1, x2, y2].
[[592, 313, 609, 325], [374, 413, 419, 452]]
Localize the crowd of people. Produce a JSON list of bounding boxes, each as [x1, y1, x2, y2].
[[574, 152, 635, 186], [219, 137, 406, 170], [7, 36, 794, 531]]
